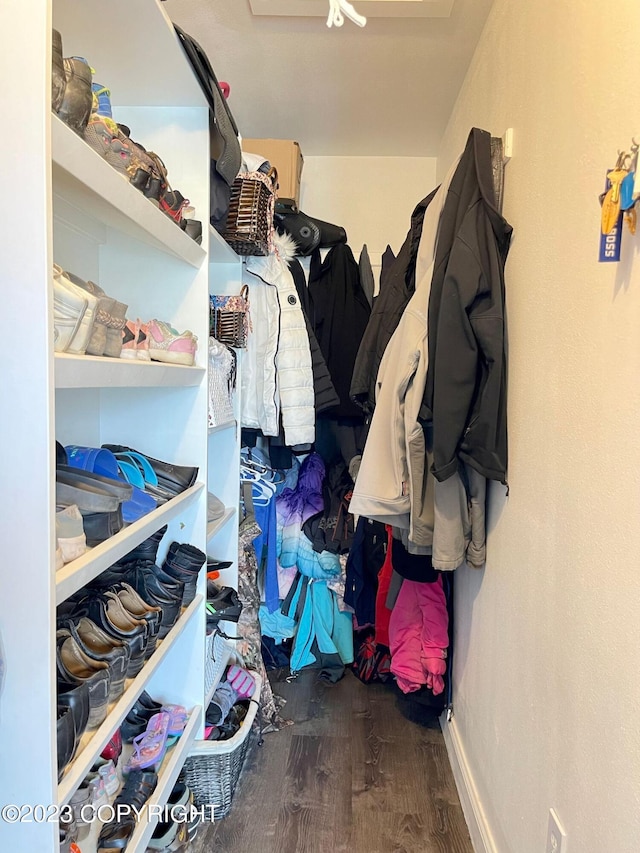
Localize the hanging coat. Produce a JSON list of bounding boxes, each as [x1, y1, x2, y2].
[[308, 244, 370, 418], [283, 575, 354, 682]]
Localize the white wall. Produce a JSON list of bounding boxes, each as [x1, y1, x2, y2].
[[300, 156, 437, 270], [438, 2, 640, 852]]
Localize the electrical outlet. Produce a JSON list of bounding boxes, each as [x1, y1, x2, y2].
[[546, 809, 568, 853]]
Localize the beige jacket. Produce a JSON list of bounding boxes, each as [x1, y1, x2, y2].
[[349, 157, 487, 570]]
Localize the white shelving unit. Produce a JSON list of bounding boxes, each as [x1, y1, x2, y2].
[[0, 1, 242, 849]]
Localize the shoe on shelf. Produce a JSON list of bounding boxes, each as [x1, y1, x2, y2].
[[160, 189, 189, 225], [68, 783, 92, 842], [122, 563, 184, 640], [91, 82, 113, 118], [96, 817, 136, 853], [52, 29, 66, 113], [52, 265, 99, 355], [66, 616, 130, 701], [52, 266, 88, 353], [101, 727, 123, 765], [62, 271, 115, 358], [113, 769, 158, 811], [56, 632, 111, 729], [162, 542, 206, 607], [57, 680, 90, 759], [56, 504, 87, 564], [121, 319, 151, 361], [104, 299, 129, 358], [125, 711, 171, 772], [56, 705, 77, 782], [117, 525, 168, 565], [147, 319, 197, 366], [56, 56, 93, 135], [111, 583, 162, 658], [75, 594, 148, 678], [93, 758, 119, 796]]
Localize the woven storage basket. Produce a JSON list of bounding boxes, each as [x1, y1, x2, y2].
[[180, 671, 262, 819], [222, 170, 276, 256], [209, 286, 251, 349]]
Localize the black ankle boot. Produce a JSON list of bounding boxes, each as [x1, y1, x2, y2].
[[118, 525, 168, 566], [162, 543, 206, 608]]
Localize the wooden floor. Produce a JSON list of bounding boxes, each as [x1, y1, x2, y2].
[[192, 670, 473, 853]]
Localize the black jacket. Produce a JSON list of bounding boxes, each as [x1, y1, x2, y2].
[[308, 244, 370, 419], [349, 190, 437, 414], [424, 128, 512, 484], [288, 258, 341, 416]]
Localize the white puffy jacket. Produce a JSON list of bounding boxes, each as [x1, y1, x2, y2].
[[242, 233, 315, 447]]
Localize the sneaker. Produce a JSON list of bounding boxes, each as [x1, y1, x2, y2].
[[147, 320, 197, 366], [84, 113, 118, 159], [53, 266, 99, 355], [91, 83, 113, 118], [160, 189, 189, 225], [55, 540, 65, 572], [86, 773, 109, 808], [96, 759, 119, 796], [121, 319, 151, 361], [56, 504, 87, 563], [52, 266, 88, 353]]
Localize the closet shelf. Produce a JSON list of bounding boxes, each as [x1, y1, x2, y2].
[[56, 484, 204, 606], [58, 596, 203, 806], [207, 507, 237, 543], [208, 419, 236, 434], [209, 225, 241, 265], [55, 352, 206, 389], [52, 116, 206, 269]]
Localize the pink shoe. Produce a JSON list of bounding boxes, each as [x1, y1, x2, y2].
[[147, 319, 197, 366], [226, 665, 256, 700]]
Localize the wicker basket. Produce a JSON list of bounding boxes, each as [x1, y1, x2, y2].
[[180, 672, 262, 819], [222, 170, 276, 256], [209, 286, 251, 348]]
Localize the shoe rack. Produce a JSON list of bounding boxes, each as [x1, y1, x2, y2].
[[0, 0, 242, 850]]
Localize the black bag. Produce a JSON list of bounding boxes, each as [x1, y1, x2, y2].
[[174, 25, 240, 181]]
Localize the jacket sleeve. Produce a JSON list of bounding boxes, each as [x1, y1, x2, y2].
[[430, 237, 483, 482]]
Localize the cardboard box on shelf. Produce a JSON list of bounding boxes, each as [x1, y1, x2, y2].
[[242, 138, 304, 210]]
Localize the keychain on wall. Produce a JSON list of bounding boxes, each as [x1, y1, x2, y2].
[[599, 138, 639, 262]]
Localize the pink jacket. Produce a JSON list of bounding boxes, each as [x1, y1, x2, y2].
[[389, 576, 449, 695]]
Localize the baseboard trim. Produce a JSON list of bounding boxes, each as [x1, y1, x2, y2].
[[441, 714, 498, 853]]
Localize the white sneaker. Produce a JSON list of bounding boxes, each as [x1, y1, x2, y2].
[[52, 265, 99, 355], [97, 759, 119, 796]]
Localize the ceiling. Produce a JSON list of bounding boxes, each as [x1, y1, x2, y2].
[[163, 0, 494, 156]]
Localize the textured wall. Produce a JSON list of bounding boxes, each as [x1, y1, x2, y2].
[[300, 156, 438, 266], [438, 1, 640, 851]]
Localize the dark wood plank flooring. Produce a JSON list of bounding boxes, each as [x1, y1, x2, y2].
[[192, 670, 472, 853]]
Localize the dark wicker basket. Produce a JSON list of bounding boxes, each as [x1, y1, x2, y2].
[[222, 171, 276, 256]]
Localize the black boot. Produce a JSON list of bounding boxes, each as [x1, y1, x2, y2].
[[162, 543, 206, 608], [118, 525, 168, 566]]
